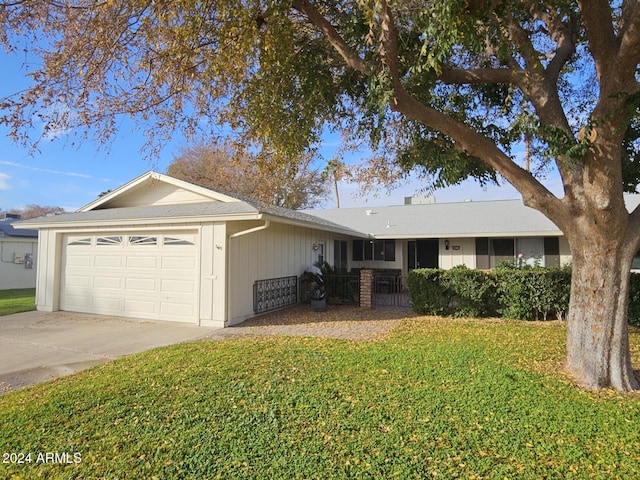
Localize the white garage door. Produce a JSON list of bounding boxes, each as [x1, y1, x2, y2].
[[61, 232, 199, 323]]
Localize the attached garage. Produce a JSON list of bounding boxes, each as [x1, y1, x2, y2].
[[61, 232, 199, 322], [17, 171, 362, 327]]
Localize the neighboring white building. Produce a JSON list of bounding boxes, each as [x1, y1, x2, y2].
[[0, 214, 38, 290], [16, 171, 640, 327]]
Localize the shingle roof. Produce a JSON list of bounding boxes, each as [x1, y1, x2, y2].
[[306, 194, 640, 238], [15, 167, 640, 241], [16, 200, 366, 238], [0, 220, 38, 238]]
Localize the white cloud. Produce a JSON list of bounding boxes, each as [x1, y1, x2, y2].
[[0, 173, 10, 190], [0, 160, 91, 179]]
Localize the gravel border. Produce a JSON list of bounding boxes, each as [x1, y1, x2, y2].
[[220, 304, 416, 341]]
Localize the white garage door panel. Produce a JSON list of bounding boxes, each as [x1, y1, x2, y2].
[[63, 293, 92, 309], [92, 296, 123, 312], [61, 232, 199, 323], [67, 255, 92, 267], [126, 256, 158, 269], [94, 276, 123, 289], [65, 275, 91, 287], [161, 301, 196, 317], [162, 256, 196, 270], [125, 277, 157, 291], [95, 255, 124, 268], [161, 279, 195, 293], [124, 299, 156, 315]]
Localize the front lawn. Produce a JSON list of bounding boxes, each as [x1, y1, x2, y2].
[[0, 288, 35, 316], [1, 317, 639, 479]]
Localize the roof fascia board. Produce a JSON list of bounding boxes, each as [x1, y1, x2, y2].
[[78, 171, 241, 212], [18, 213, 262, 230], [372, 231, 562, 240], [261, 213, 368, 238], [0, 236, 38, 241]]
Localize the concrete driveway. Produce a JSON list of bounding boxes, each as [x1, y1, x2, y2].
[[0, 311, 224, 392]]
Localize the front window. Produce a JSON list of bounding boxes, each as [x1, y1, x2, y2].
[[352, 239, 395, 261], [334, 240, 348, 269]]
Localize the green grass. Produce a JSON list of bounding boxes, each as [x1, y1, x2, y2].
[[0, 288, 35, 315], [1, 318, 639, 479]]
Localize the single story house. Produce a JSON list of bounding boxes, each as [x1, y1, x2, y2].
[[16, 171, 640, 327], [16, 172, 365, 327], [306, 196, 577, 271], [0, 213, 38, 290]]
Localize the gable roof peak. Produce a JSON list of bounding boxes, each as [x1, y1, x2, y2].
[[78, 171, 243, 212]]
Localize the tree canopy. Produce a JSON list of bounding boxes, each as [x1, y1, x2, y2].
[[167, 140, 329, 209], [2, 1, 640, 390], [9, 204, 65, 220]]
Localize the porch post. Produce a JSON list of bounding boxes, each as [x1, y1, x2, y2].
[[360, 269, 374, 309]]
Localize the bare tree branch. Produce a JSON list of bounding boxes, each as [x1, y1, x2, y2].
[[292, 0, 368, 74], [539, 8, 578, 83], [439, 67, 521, 85], [579, 0, 617, 79], [616, 1, 640, 90]]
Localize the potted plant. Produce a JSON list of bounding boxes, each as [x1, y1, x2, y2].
[[302, 267, 327, 312], [309, 280, 327, 312]]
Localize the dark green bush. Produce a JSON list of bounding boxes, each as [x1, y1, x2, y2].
[[445, 265, 498, 317], [407, 268, 450, 315], [409, 265, 572, 321], [492, 266, 572, 320], [628, 273, 640, 328], [493, 269, 535, 320], [407, 266, 640, 324]]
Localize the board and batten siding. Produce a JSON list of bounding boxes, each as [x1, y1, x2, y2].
[[33, 229, 61, 312], [105, 183, 222, 208], [437, 238, 477, 270], [198, 222, 227, 327], [226, 221, 344, 325]]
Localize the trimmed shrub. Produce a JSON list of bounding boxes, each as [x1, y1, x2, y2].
[[492, 266, 572, 320], [407, 268, 450, 315], [408, 265, 572, 321], [493, 269, 535, 320], [628, 273, 640, 328], [444, 265, 498, 317]]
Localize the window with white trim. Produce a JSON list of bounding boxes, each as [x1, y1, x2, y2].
[[129, 236, 158, 246], [68, 237, 91, 246], [164, 236, 195, 246], [96, 236, 123, 246]]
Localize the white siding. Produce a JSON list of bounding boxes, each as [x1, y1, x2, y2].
[[439, 238, 477, 270], [198, 223, 228, 328], [0, 238, 38, 289], [34, 229, 61, 312], [107, 183, 220, 208], [226, 221, 337, 325]]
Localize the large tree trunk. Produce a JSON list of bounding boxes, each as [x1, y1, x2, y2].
[[565, 236, 639, 391]]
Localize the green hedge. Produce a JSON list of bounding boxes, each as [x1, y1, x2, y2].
[[408, 265, 572, 321], [628, 274, 640, 328]]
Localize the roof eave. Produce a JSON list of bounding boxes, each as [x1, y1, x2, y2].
[[261, 213, 368, 238], [371, 231, 563, 239], [16, 212, 263, 230]]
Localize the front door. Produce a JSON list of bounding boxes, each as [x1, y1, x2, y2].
[[408, 239, 439, 269]]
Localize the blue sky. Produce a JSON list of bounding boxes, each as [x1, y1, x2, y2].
[[0, 48, 561, 212]]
